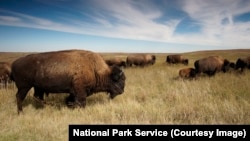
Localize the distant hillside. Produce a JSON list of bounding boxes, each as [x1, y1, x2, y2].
[[0, 49, 249, 63]]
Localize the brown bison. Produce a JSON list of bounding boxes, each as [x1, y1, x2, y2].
[[0, 62, 12, 88], [11, 49, 126, 114], [166, 54, 188, 65], [126, 54, 156, 67], [179, 67, 196, 79], [235, 56, 250, 72], [194, 56, 230, 76], [105, 57, 126, 68]]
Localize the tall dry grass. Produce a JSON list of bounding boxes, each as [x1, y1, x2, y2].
[[0, 50, 250, 140]]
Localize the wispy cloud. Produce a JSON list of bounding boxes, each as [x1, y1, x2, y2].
[[177, 0, 250, 48], [75, 0, 180, 41], [0, 0, 250, 49]]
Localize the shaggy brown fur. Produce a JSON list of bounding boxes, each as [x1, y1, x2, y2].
[[166, 54, 188, 65], [105, 57, 126, 68], [235, 56, 250, 72], [179, 67, 196, 79], [0, 62, 11, 88], [194, 56, 230, 76], [11, 49, 126, 114], [126, 54, 156, 67]]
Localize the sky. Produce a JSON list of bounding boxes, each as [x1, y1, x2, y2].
[[0, 0, 250, 53]]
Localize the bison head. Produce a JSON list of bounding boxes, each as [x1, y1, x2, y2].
[[235, 58, 246, 70], [222, 59, 231, 72], [151, 55, 156, 65], [183, 59, 189, 65], [108, 66, 126, 99]]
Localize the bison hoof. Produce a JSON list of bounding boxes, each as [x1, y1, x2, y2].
[[33, 97, 46, 105], [66, 102, 75, 108]]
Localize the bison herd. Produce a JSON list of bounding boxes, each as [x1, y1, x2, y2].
[[0, 49, 249, 114], [105, 53, 156, 68], [178, 55, 250, 79]]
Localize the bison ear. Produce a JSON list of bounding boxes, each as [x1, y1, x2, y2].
[[111, 65, 123, 81]]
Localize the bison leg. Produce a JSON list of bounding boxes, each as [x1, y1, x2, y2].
[[73, 86, 87, 108], [16, 88, 31, 114], [34, 87, 46, 105], [65, 93, 75, 107], [74, 92, 87, 108]]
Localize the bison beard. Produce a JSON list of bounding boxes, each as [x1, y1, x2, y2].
[[11, 49, 126, 114]]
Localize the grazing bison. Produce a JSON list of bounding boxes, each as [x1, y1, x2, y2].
[[229, 62, 236, 69], [179, 67, 196, 79], [126, 54, 156, 67], [105, 57, 126, 68], [235, 56, 250, 72], [0, 62, 12, 88], [11, 49, 126, 114], [166, 54, 188, 65], [194, 56, 230, 76]]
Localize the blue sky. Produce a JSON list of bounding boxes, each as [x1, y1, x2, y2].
[[0, 0, 250, 53]]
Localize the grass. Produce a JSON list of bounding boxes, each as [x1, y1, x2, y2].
[[0, 49, 250, 140]]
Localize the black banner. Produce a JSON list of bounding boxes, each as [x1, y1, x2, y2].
[[69, 124, 249, 139]]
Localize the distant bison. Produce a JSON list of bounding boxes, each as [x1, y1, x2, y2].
[[194, 56, 230, 76], [0, 62, 12, 88], [235, 56, 250, 72], [126, 54, 156, 67], [166, 54, 188, 65], [105, 57, 126, 68], [11, 49, 126, 114], [229, 62, 236, 69], [179, 67, 196, 79]]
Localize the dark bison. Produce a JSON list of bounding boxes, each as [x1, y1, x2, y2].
[[11, 49, 126, 114], [126, 54, 156, 67], [179, 67, 196, 79], [105, 57, 126, 68], [194, 56, 230, 76], [166, 54, 188, 65], [229, 62, 236, 69], [0, 62, 12, 88], [235, 56, 250, 72]]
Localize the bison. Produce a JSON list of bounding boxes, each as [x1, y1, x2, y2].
[[194, 56, 230, 76], [0, 62, 12, 88], [235, 56, 250, 72], [11, 49, 126, 114], [179, 67, 196, 79], [126, 54, 156, 67], [105, 57, 126, 68], [166, 54, 188, 65]]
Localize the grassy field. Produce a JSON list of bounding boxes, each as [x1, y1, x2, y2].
[[0, 49, 250, 140]]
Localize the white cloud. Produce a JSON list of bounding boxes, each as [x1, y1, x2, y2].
[[0, 15, 20, 22], [0, 0, 250, 50], [77, 0, 180, 41], [177, 0, 250, 48]]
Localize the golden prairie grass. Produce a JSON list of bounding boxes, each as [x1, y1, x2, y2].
[[0, 49, 250, 140]]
